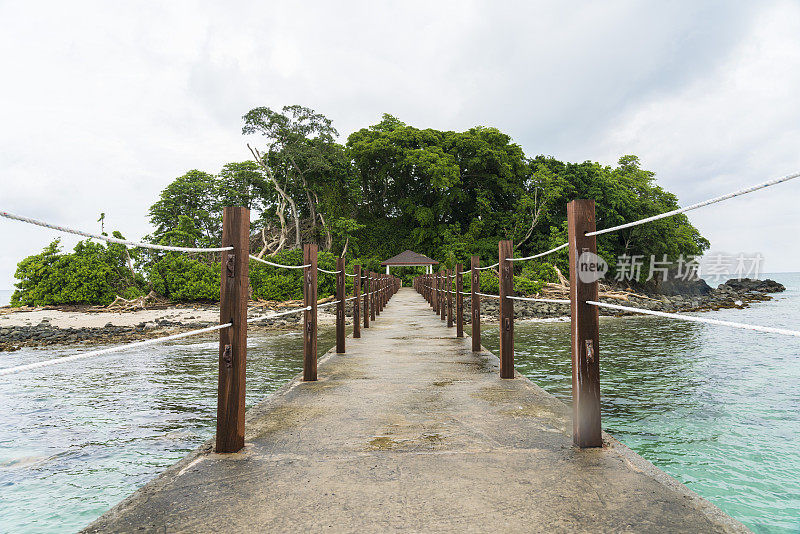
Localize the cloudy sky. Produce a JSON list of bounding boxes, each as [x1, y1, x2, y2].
[[1, 0, 799, 290]]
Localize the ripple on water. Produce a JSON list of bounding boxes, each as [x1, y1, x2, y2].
[[0, 327, 336, 533], [485, 272, 800, 533]]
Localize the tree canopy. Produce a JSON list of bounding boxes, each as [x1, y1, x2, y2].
[[11, 106, 710, 305]]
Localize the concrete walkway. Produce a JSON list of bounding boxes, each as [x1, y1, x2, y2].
[[84, 288, 747, 533]]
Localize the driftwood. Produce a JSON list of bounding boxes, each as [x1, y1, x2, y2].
[[106, 291, 165, 310]]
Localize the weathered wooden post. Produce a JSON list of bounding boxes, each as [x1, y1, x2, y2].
[[440, 270, 446, 321], [471, 256, 481, 352], [567, 199, 602, 448], [216, 206, 249, 453], [456, 263, 464, 337], [498, 240, 514, 379], [336, 257, 345, 353], [353, 265, 361, 339], [375, 273, 382, 316], [433, 273, 439, 314], [303, 244, 318, 382], [446, 269, 453, 328], [370, 273, 377, 322], [364, 271, 370, 329]]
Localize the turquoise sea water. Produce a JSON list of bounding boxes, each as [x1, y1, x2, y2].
[[1, 276, 799, 532], [484, 272, 800, 533]]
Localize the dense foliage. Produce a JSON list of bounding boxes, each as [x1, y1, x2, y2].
[[11, 237, 144, 306], [11, 106, 709, 305]]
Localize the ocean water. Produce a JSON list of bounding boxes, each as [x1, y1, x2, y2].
[[1, 277, 799, 532], [483, 272, 800, 533], [0, 329, 335, 533]]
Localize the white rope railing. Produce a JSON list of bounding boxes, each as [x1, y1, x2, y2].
[[473, 263, 500, 270], [247, 306, 311, 323], [249, 255, 310, 269], [587, 301, 800, 337], [318, 268, 341, 275], [507, 296, 570, 304], [1, 211, 233, 252], [507, 243, 569, 262], [0, 323, 232, 377], [475, 292, 501, 299], [317, 300, 341, 309], [586, 170, 800, 237]]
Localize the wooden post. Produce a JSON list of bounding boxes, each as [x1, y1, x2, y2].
[[499, 240, 514, 379], [446, 269, 453, 328], [370, 273, 377, 322], [380, 274, 385, 310], [303, 244, 318, 381], [456, 263, 464, 337], [375, 272, 381, 317], [216, 206, 250, 453], [364, 271, 370, 328], [568, 199, 602, 448], [353, 265, 361, 339], [440, 271, 446, 321], [471, 256, 481, 352], [433, 273, 439, 314], [336, 257, 345, 353]]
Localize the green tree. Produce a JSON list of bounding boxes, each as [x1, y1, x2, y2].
[[11, 236, 144, 306], [148, 170, 222, 250], [243, 105, 354, 252]]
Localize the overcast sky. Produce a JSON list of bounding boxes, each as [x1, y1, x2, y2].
[[2, 1, 799, 290]]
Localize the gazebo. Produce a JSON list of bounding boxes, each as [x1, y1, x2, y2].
[[381, 250, 439, 275]]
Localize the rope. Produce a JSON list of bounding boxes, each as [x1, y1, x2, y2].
[[0, 323, 232, 377], [475, 292, 501, 299], [246, 306, 311, 323], [249, 255, 310, 269], [587, 301, 800, 337], [0, 211, 233, 253], [318, 268, 341, 274], [507, 243, 569, 262], [345, 273, 356, 278], [507, 296, 570, 303], [317, 300, 341, 308], [473, 263, 500, 270], [586, 170, 800, 237]]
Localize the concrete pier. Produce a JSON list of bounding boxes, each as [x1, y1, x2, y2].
[[84, 288, 747, 533]]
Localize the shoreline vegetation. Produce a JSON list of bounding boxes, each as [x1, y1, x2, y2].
[[2, 104, 765, 352], [0, 278, 784, 352]]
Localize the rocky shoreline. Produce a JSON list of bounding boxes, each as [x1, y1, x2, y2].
[[473, 277, 786, 322], [0, 279, 785, 352], [0, 300, 347, 352]]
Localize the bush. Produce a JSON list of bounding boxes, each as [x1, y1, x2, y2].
[[250, 249, 337, 301], [513, 275, 544, 295], [11, 238, 143, 306], [149, 254, 220, 302], [521, 262, 558, 284]]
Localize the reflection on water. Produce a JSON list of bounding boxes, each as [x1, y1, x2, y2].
[[0, 328, 335, 533], [484, 273, 800, 534]]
